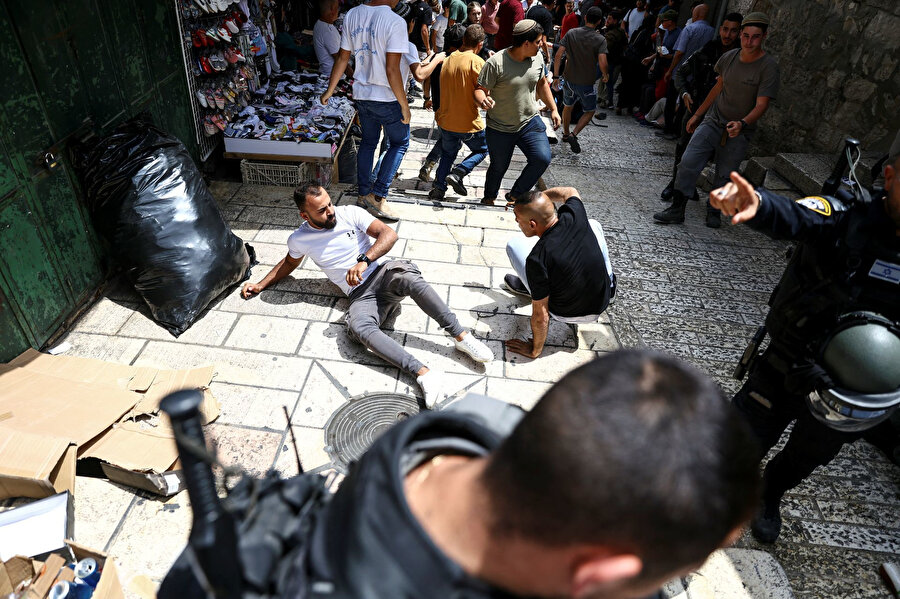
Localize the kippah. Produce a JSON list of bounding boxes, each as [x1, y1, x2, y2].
[[659, 9, 677, 21], [741, 11, 769, 27], [512, 18, 537, 35]]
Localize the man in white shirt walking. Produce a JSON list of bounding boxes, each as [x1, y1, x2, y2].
[[314, 0, 351, 78], [321, 0, 412, 222], [241, 184, 494, 409]]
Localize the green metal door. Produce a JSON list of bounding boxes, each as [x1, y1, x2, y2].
[[0, 0, 197, 362]]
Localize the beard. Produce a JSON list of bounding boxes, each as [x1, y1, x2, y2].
[[310, 213, 337, 229]]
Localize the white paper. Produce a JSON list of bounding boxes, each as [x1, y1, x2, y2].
[[0, 492, 69, 560]]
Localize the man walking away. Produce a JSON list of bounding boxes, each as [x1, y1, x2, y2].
[[321, 0, 412, 222], [552, 7, 608, 153]]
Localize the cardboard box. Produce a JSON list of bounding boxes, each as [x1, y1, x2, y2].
[[0, 351, 217, 498], [0, 542, 124, 599]]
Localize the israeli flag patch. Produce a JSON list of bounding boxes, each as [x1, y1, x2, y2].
[[795, 196, 832, 216], [868, 259, 900, 284]]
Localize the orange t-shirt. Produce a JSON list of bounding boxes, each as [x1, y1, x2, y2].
[[436, 50, 486, 133]]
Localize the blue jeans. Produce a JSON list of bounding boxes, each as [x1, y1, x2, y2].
[[484, 115, 551, 200], [433, 128, 489, 191], [356, 99, 410, 198]]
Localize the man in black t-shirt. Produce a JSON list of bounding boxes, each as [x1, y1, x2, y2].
[[525, 0, 555, 63], [409, 0, 435, 57], [504, 186, 615, 358]]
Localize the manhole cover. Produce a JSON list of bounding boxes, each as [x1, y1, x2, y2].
[[324, 393, 420, 468]]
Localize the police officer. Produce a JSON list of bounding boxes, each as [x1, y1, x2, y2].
[[709, 145, 900, 544]]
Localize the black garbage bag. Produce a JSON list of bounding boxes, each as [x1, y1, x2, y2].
[[74, 114, 255, 336]]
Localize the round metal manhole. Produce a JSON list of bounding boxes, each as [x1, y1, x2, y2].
[[324, 393, 420, 468]]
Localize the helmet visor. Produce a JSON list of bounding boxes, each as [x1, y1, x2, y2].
[[805, 387, 900, 432]]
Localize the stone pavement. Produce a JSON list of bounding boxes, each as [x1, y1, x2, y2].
[[2, 100, 896, 598]]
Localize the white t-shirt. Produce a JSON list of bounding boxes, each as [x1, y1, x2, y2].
[[286, 206, 385, 296], [624, 7, 646, 39], [432, 14, 448, 50], [401, 42, 421, 85], [314, 19, 341, 76], [340, 4, 409, 101]]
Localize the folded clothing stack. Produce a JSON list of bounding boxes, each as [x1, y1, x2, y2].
[[224, 70, 356, 144]]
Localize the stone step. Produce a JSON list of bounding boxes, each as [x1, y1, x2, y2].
[[772, 151, 884, 197]]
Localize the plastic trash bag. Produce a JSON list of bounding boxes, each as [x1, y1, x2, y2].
[[74, 114, 255, 336]]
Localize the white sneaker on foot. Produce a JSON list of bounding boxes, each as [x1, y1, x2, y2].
[[454, 332, 493, 363], [417, 369, 447, 409]]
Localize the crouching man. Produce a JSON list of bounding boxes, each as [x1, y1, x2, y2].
[[242, 183, 493, 407], [504, 186, 615, 358]]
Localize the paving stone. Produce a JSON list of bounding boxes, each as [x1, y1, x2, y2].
[[800, 520, 900, 554], [386, 201, 467, 225], [207, 423, 284, 475], [458, 245, 511, 267], [485, 376, 551, 410], [293, 360, 399, 428], [393, 221, 459, 244], [59, 332, 147, 364], [402, 239, 460, 263], [481, 228, 515, 248], [216, 287, 336, 321], [106, 491, 191, 583], [70, 298, 139, 335], [815, 498, 900, 529], [445, 224, 484, 245], [224, 314, 307, 353], [117, 307, 237, 346], [273, 426, 332, 475], [135, 341, 312, 391], [230, 222, 263, 242], [504, 346, 598, 382], [238, 205, 302, 226], [464, 209, 519, 230], [232, 184, 297, 208], [254, 224, 296, 245], [297, 321, 388, 365], [414, 259, 492, 288], [401, 331, 505, 378], [447, 285, 526, 315], [212, 382, 301, 430], [73, 476, 136, 550], [208, 180, 242, 203]]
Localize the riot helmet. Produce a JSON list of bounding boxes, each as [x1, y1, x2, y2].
[[805, 312, 900, 432]]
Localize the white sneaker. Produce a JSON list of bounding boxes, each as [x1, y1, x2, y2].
[[454, 332, 493, 363], [417, 369, 447, 409]]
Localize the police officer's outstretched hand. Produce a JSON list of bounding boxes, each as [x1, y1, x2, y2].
[[710, 171, 760, 225]]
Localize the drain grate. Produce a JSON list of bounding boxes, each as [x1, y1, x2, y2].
[[324, 393, 420, 468]]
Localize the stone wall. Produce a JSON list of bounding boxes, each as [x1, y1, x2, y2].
[[727, 0, 899, 157]]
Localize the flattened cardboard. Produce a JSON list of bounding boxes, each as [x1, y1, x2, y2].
[[131, 365, 217, 420], [0, 369, 138, 444], [80, 422, 177, 473], [3, 349, 158, 392], [0, 430, 76, 499]]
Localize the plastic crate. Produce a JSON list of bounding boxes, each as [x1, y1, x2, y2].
[[240, 160, 310, 187]]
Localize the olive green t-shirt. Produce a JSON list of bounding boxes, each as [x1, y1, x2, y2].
[[477, 50, 545, 133], [707, 48, 780, 131]]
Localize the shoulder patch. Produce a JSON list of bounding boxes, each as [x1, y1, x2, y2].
[[795, 196, 832, 216]]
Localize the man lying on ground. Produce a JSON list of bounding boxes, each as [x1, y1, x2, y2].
[[242, 183, 493, 407]]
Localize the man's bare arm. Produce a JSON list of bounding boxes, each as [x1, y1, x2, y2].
[[242, 253, 303, 298], [386, 52, 412, 123], [506, 296, 550, 358], [346, 219, 400, 287], [543, 186, 580, 203], [320, 49, 352, 104]]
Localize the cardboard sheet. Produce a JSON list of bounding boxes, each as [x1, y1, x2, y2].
[[79, 422, 177, 473], [0, 369, 138, 444], [3, 349, 158, 392], [0, 431, 76, 499]]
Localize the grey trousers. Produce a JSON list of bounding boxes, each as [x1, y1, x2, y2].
[[674, 119, 750, 198], [346, 259, 464, 376]]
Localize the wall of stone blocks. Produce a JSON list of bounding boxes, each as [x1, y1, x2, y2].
[[726, 0, 899, 157]]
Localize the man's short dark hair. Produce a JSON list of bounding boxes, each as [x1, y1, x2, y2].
[[511, 23, 543, 47], [463, 24, 486, 46], [481, 350, 760, 582], [585, 6, 604, 24], [609, 8, 624, 21], [293, 182, 323, 211], [318, 0, 338, 13], [724, 12, 742, 25], [444, 23, 466, 50]]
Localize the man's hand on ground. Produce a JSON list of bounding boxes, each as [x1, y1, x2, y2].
[[241, 282, 263, 299], [506, 338, 541, 358], [346, 262, 368, 287], [709, 171, 760, 225]]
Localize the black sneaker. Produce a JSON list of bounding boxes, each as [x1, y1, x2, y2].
[[751, 499, 782, 544], [503, 274, 531, 298], [706, 208, 721, 228], [568, 134, 581, 154], [446, 171, 468, 196], [428, 187, 446, 200]]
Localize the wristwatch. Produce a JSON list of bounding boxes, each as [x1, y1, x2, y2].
[[739, 119, 748, 129], [356, 253, 371, 265]]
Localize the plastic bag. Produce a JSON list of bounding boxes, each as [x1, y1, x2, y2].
[[74, 114, 255, 336]]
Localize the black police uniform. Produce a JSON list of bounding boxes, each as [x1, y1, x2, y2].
[[732, 187, 900, 504]]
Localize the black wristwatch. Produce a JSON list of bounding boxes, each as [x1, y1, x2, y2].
[[356, 253, 371, 265]]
